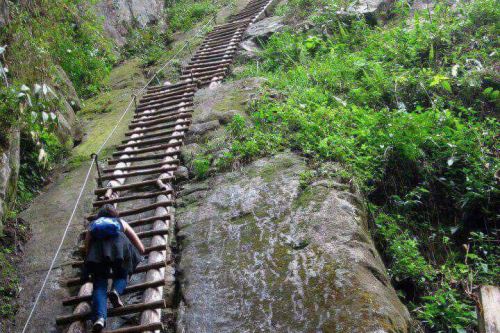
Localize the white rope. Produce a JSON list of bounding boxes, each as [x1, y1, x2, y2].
[[19, 5, 234, 331]]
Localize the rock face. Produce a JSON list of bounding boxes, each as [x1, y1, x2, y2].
[[176, 153, 410, 332], [239, 16, 284, 60], [0, 0, 8, 27], [0, 128, 20, 232], [175, 79, 411, 332], [337, 0, 395, 23], [96, 0, 165, 46]]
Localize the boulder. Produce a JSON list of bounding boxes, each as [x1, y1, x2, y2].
[[0, 0, 8, 27], [96, 0, 165, 46], [176, 152, 411, 332], [238, 16, 285, 60], [244, 15, 285, 43], [0, 128, 20, 229], [336, 0, 395, 24], [185, 120, 220, 143], [52, 65, 82, 111]]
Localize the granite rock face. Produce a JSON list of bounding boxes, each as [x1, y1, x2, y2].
[[0, 128, 20, 231], [175, 79, 411, 332], [0, 0, 8, 27], [337, 0, 396, 23], [239, 16, 285, 60], [96, 0, 165, 46], [176, 153, 411, 333]]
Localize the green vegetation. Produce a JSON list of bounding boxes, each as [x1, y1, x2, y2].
[[123, 25, 173, 66], [0, 0, 114, 203], [167, 0, 219, 32], [218, 0, 499, 331], [2, 0, 115, 98]]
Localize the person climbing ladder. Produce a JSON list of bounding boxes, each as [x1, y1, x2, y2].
[[83, 204, 145, 332]]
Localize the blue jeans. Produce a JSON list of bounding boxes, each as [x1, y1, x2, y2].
[[91, 264, 128, 321]]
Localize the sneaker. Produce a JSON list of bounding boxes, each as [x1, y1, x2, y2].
[[92, 318, 105, 332], [109, 289, 124, 308]]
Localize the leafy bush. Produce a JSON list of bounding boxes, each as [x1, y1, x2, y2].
[[3, 0, 115, 98], [123, 26, 173, 65]]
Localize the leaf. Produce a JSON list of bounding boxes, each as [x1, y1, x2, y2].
[[38, 148, 47, 163], [441, 80, 452, 93], [34, 84, 42, 95], [483, 87, 493, 95], [20, 84, 30, 92], [42, 84, 48, 96], [45, 85, 57, 98]]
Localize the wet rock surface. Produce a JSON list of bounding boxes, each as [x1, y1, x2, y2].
[[239, 16, 284, 60], [175, 79, 410, 332], [96, 0, 165, 46], [176, 153, 410, 332], [336, 0, 395, 23], [0, 128, 20, 229]]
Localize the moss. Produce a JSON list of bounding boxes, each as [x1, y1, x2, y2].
[[257, 153, 297, 182], [71, 59, 146, 163]]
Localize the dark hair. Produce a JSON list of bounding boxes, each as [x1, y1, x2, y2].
[[97, 204, 119, 218]]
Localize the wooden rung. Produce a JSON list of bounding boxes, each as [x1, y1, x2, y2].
[[98, 166, 176, 182], [184, 59, 232, 69], [146, 80, 195, 93], [102, 160, 180, 173], [62, 279, 166, 306], [56, 300, 166, 325], [106, 151, 180, 165], [64, 257, 169, 287], [104, 323, 164, 333], [133, 106, 194, 121], [121, 129, 178, 144], [200, 37, 241, 47], [129, 112, 192, 130], [94, 176, 172, 195], [136, 96, 193, 112], [124, 120, 191, 137], [137, 228, 169, 239], [127, 214, 171, 227], [118, 134, 184, 150], [76, 241, 169, 257], [125, 118, 191, 136], [180, 69, 228, 80], [139, 90, 195, 108], [142, 82, 196, 97], [98, 166, 178, 182], [191, 51, 236, 61], [92, 189, 173, 206], [88, 201, 174, 220], [131, 109, 193, 125], [182, 63, 230, 74], [112, 141, 182, 157], [134, 259, 168, 273]]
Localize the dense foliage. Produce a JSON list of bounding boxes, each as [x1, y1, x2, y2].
[[216, 0, 499, 331], [1, 0, 115, 98], [166, 0, 219, 32]]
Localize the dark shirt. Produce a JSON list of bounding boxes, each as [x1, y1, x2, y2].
[[84, 220, 143, 278]]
